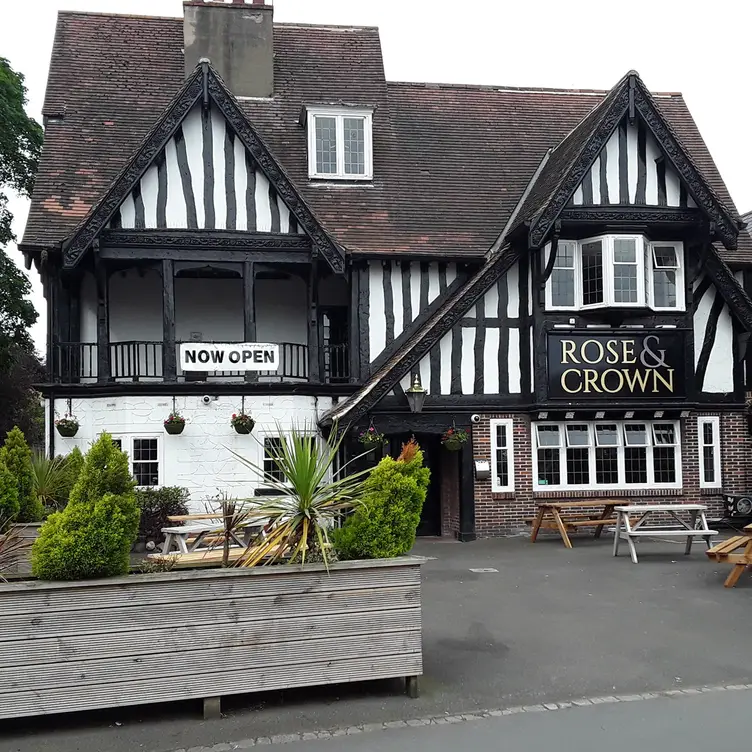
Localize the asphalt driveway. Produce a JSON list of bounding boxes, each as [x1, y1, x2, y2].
[[1, 534, 750, 752]]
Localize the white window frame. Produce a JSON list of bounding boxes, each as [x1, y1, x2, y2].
[[531, 420, 681, 492], [306, 107, 373, 181], [110, 434, 163, 488], [544, 236, 685, 312], [697, 416, 722, 488], [490, 419, 515, 492], [648, 241, 685, 311]]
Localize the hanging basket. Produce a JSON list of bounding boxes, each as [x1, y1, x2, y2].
[[442, 436, 465, 452], [164, 421, 185, 435], [56, 422, 79, 438], [234, 424, 253, 435], [231, 414, 255, 435]]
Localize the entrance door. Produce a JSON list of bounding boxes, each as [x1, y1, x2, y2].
[[390, 433, 442, 537]]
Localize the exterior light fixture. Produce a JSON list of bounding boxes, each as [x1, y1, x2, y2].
[[624, 411, 635, 419], [595, 411, 605, 419], [565, 411, 575, 420], [537, 411, 548, 420], [405, 374, 427, 414]]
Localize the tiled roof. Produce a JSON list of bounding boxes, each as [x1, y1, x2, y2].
[[21, 10, 752, 264]]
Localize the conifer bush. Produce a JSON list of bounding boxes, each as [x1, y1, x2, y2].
[[31, 433, 140, 581], [0, 463, 20, 530], [0, 427, 41, 522], [334, 439, 430, 560]]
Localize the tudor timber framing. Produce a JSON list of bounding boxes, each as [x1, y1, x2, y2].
[[526, 73, 740, 251], [62, 62, 344, 273]]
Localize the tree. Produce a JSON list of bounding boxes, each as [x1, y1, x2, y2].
[[0, 57, 43, 247], [0, 58, 43, 446], [0, 426, 41, 522]]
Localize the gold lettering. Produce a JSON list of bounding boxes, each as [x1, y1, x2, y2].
[[623, 369, 651, 392], [622, 341, 636, 364], [605, 340, 620, 365], [561, 369, 582, 393], [581, 339, 605, 365], [652, 369, 674, 393], [583, 369, 603, 393], [601, 368, 625, 393], [561, 340, 579, 364]]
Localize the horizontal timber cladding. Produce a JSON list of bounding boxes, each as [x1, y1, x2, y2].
[[398, 261, 526, 396], [692, 275, 735, 394], [569, 115, 697, 208], [109, 103, 303, 234], [0, 559, 423, 720], [368, 260, 459, 362]]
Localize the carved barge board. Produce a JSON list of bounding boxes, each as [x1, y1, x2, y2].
[[0, 558, 423, 720]]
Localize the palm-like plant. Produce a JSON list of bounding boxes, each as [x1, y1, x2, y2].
[[228, 424, 371, 568], [31, 452, 68, 512]]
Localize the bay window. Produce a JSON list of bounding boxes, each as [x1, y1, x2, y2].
[[545, 236, 684, 311], [533, 421, 681, 490]]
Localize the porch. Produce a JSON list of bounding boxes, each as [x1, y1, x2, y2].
[[51, 340, 349, 384]]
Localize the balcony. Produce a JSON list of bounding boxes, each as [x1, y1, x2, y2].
[[52, 341, 349, 385]]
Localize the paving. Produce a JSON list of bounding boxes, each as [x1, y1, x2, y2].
[[1, 535, 750, 752]]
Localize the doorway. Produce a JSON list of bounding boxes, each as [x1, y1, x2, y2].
[[390, 433, 442, 537]]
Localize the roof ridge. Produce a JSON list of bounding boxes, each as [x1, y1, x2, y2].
[[275, 22, 379, 31], [58, 10, 181, 21], [386, 80, 683, 97]]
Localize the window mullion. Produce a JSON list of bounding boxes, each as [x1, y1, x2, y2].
[[336, 116, 345, 177], [604, 236, 614, 307]]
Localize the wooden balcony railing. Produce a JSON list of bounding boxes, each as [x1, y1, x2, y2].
[[52, 341, 348, 385]]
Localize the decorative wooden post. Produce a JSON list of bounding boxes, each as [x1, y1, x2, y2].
[[94, 250, 110, 383], [243, 260, 257, 383], [349, 262, 360, 383], [308, 261, 320, 383], [162, 259, 177, 382]]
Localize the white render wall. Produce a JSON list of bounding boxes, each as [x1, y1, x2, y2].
[[47, 394, 333, 509]]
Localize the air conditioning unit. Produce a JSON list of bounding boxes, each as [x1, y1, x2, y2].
[[723, 494, 752, 518]]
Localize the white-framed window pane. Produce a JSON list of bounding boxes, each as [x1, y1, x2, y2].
[[653, 246, 678, 268], [566, 424, 591, 446], [652, 423, 676, 445], [595, 424, 619, 446], [343, 117, 366, 175], [315, 116, 337, 174], [624, 424, 648, 446], [653, 269, 677, 308], [624, 446, 648, 484], [698, 417, 720, 487], [581, 240, 604, 305], [491, 420, 514, 491], [613, 238, 638, 303], [550, 269, 576, 307], [653, 445, 677, 483], [263, 437, 286, 483], [536, 425, 561, 446], [132, 438, 159, 486]]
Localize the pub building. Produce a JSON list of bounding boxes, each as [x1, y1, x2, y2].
[[21, 0, 752, 539]]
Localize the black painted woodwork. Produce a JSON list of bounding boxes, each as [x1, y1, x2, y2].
[[94, 252, 110, 383], [162, 259, 177, 382]]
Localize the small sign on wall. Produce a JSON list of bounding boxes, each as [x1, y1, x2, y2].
[[180, 343, 280, 372]]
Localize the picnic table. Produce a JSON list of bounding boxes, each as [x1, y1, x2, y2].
[[528, 500, 625, 549], [160, 513, 266, 554], [613, 504, 717, 564], [705, 523, 752, 587]]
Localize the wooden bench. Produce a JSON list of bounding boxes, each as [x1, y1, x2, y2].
[[705, 527, 752, 588]]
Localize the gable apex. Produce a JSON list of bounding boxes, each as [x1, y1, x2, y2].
[[62, 61, 345, 272], [518, 72, 740, 251]]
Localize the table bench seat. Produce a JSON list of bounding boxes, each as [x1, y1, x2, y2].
[[705, 530, 752, 587], [624, 529, 718, 537]]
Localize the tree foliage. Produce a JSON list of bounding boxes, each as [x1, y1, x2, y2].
[[334, 439, 430, 560], [32, 434, 140, 581], [0, 57, 43, 246], [0, 462, 20, 529]]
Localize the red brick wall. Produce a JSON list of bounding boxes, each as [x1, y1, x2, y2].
[[471, 410, 751, 537]]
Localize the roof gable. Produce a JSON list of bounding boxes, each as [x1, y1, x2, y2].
[[517, 72, 740, 251], [63, 61, 344, 272], [108, 101, 305, 236]]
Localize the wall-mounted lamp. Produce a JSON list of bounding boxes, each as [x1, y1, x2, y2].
[[654, 410, 664, 418], [595, 411, 605, 419], [405, 374, 427, 414], [537, 411, 548, 420], [624, 411, 635, 419]]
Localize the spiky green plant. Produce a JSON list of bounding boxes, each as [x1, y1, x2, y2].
[[228, 424, 371, 568], [30, 452, 68, 512]]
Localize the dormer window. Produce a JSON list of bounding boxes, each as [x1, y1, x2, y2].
[[306, 107, 373, 180], [545, 235, 684, 312]]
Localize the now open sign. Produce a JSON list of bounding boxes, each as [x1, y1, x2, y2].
[[180, 343, 280, 372]]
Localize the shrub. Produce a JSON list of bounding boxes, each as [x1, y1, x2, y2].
[[59, 447, 84, 506], [0, 463, 20, 530], [135, 487, 190, 542], [333, 439, 430, 560], [31, 433, 139, 581], [0, 427, 41, 522], [31, 493, 140, 581]]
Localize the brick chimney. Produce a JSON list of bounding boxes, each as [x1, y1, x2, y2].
[[183, 0, 274, 98]]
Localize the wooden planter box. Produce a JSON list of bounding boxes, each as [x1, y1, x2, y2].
[[0, 557, 423, 720], [3, 523, 42, 577]]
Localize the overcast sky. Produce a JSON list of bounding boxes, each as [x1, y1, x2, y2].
[[2, 0, 751, 354]]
